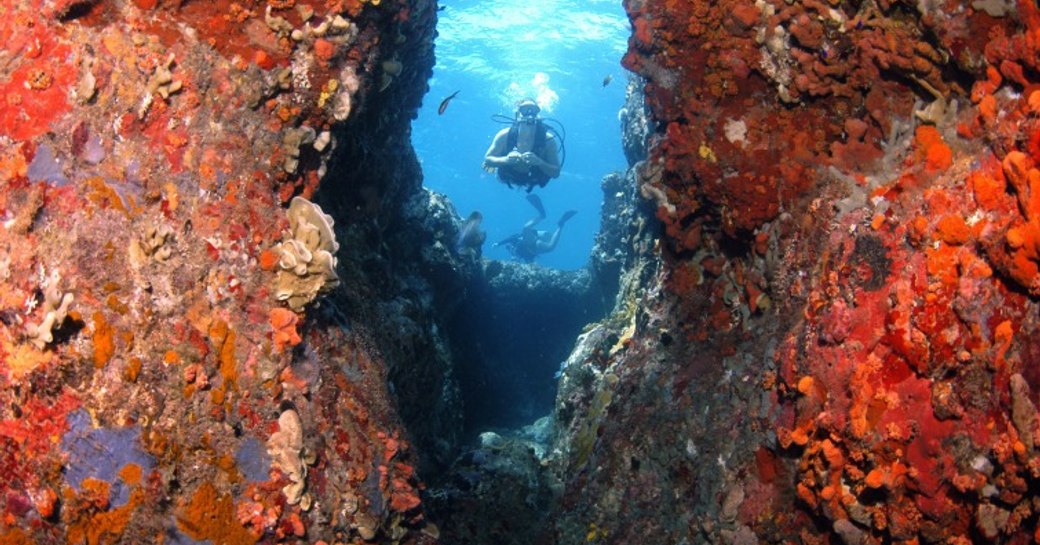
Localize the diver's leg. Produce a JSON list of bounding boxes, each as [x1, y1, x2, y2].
[[523, 194, 547, 229], [536, 210, 576, 253], [539, 229, 562, 253], [527, 194, 546, 219]]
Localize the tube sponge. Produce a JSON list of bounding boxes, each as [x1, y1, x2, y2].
[[272, 197, 340, 311]]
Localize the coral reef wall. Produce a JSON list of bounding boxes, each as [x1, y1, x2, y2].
[[0, 0, 446, 543], [552, 1, 1040, 544]]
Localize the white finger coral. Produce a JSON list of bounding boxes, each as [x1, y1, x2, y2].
[[273, 197, 340, 311], [25, 269, 74, 349]]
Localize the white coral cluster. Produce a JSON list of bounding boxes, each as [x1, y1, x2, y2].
[[25, 269, 74, 349], [267, 408, 308, 505], [142, 224, 175, 261], [273, 197, 340, 311]]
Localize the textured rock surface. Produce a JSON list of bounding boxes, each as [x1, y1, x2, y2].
[[8, 1, 1040, 544], [450, 261, 604, 433], [0, 0, 445, 543], [549, 1, 1040, 544]]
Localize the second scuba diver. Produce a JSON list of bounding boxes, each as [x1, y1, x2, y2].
[[493, 194, 576, 263]]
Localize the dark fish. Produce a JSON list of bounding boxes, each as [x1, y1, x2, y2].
[[602, 74, 613, 87], [456, 211, 486, 253], [438, 5, 446, 11], [438, 90, 460, 115]]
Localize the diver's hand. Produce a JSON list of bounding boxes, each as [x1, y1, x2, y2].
[[521, 152, 541, 167], [505, 151, 524, 165]]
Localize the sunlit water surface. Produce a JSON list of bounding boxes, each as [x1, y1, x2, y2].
[[412, 0, 630, 270]]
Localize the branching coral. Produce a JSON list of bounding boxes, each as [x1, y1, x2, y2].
[[25, 269, 74, 349], [272, 197, 340, 311], [139, 53, 183, 117]]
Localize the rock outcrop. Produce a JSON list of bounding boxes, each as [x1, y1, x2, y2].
[[549, 1, 1040, 544], [0, 1, 444, 543], [7, 1, 1040, 545]]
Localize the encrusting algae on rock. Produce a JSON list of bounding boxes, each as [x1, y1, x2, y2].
[[0, 0, 441, 543], [176, 481, 258, 545]]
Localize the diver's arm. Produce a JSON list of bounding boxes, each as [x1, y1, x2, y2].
[[524, 135, 561, 178], [493, 233, 522, 247], [482, 129, 520, 171]]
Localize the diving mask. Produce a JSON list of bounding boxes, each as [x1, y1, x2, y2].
[[517, 100, 540, 121]]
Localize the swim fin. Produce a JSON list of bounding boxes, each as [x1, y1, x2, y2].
[[558, 210, 577, 227], [527, 194, 546, 219]]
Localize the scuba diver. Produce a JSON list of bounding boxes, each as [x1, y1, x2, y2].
[[482, 98, 564, 192], [493, 194, 576, 263]]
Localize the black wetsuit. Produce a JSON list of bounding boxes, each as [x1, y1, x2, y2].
[[497, 121, 550, 189]]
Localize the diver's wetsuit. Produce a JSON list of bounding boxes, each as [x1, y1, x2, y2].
[[497, 121, 551, 190], [496, 195, 575, 262]]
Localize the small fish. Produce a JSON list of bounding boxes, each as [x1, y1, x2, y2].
[[456, 211, 486, 253], [602, 74, 613, 87], [437, 5, 446, 11], [438, 90, 460, 115]]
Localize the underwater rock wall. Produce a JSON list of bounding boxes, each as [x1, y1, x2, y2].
[[552, 1, 1040, 544], [448, 261, 605, 433], [0, 1, 446, 544]]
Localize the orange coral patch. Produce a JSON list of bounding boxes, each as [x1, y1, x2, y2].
[[269, 308, 301, 353], [33, 487, 58, 519], [790, 423, 811, 446], [935, 215, 970, 245], [911, 125, 952, 172], [65, 476, 141, 545], [1002, 151, 1040, 218], [926, 144, 953, 172], [864, 468, 885, 489], [925, 244, 959, 285], [258, 249, 279, 271], [0, 527, 34, 545], [119, 463, 143, 486], [176, 482, 257, 545], [796, 482, 817, 508], [994, 320, 1014, 369], [907, 216, 930, 245], [969, 170, 1007, 210], [796, 376, 814, 396], [2, 338, 54, 380], [820, 439, 844, 468], [914, 126, 952, 172], [978, 94, 998, 124], [125, 357, 142, 382], [92, 311, 115, 368], [313, 38, 336, 63]]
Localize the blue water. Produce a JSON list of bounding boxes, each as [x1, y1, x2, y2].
[[412, 0, 630, 271]]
